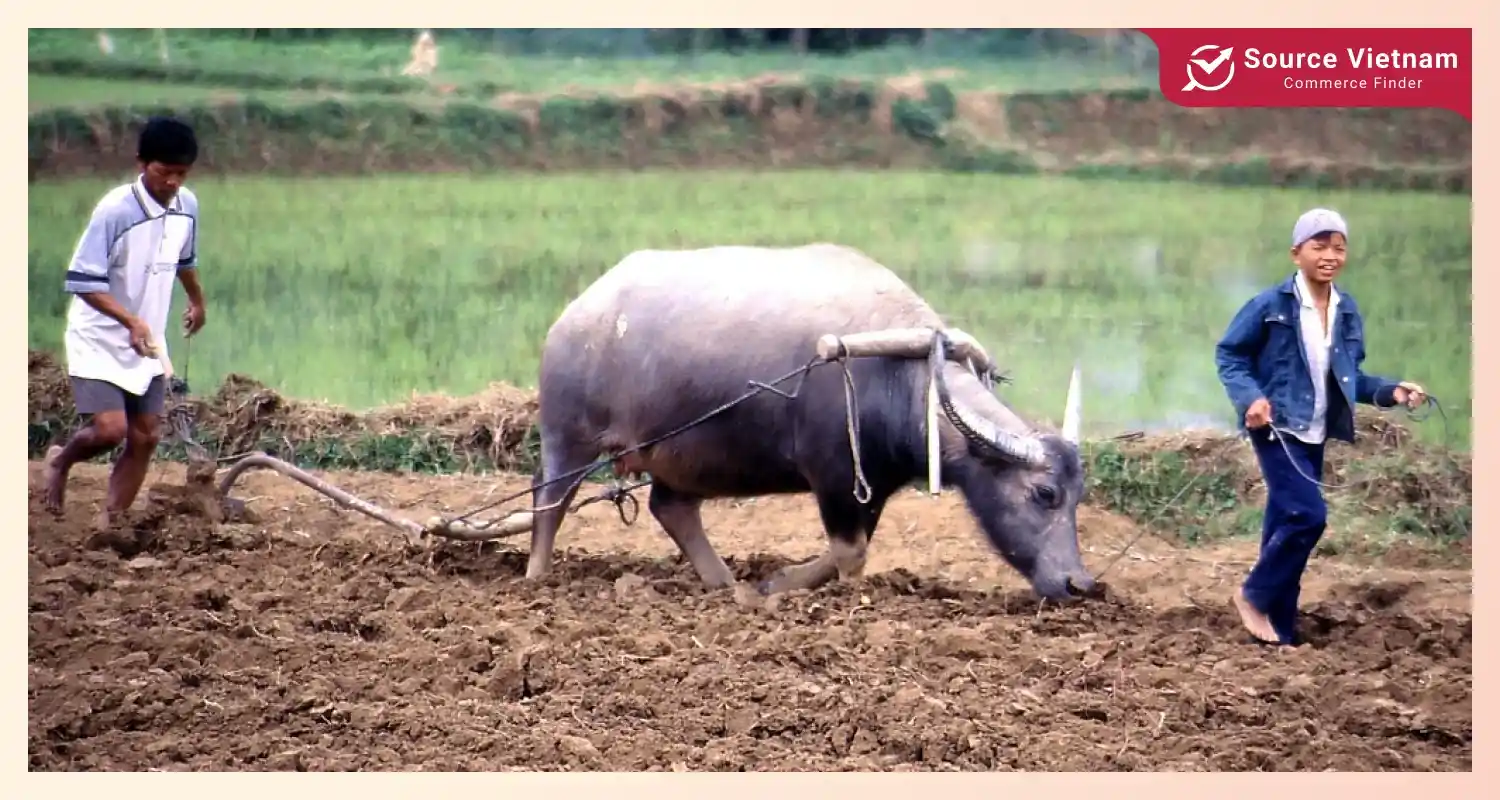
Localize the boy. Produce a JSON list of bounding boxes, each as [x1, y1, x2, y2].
[[1214, 208, 1426, 646], [42, 116, 208, 529]]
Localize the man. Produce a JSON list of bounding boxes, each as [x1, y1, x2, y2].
[[1214, 208, 1426, 646], [43, 116, 208, 529]]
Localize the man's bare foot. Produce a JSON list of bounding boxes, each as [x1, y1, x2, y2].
[[42, 445, 67, 517], [1233, 588, 1281, 644]]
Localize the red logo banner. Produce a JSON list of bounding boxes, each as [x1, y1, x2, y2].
[[1137, 28, 1472, 120]]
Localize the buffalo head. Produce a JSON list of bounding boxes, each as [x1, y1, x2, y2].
[[932, 336, 1094, 602]]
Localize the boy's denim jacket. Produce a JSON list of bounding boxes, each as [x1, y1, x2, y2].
[[1214, 273, 1402, 444]]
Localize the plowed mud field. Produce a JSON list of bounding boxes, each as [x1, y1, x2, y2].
[[28, 461, 1472, 772]]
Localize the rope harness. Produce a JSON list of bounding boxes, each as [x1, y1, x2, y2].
[[437, 348, 940, 536], [161, 332, 1460, 576], [164, 330, 1014, 539], [163, 345, 916, 538], [1267, 394, 1455, 490]]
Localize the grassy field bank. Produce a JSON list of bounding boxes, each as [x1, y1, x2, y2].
[[27, 170, 1473, 449], [28, 28, 1156, 103], [26, 73, 348, 112]]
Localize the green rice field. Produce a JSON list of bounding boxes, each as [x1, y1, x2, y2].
[[26, 74, 349, 112], [27, 29, 1152, 108], [26, 171, 1473, 448]]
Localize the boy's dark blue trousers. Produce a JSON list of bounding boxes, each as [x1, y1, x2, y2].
[[1242, 426, 1328, 645]]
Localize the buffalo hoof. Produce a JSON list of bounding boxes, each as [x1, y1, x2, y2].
[[733, 582, 767, 609]]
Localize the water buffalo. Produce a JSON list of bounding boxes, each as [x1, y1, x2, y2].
[[525, 243, 1095, 601]]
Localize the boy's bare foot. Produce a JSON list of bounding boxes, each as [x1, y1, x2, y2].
[[1233, 588, 1281, 644], [93, 508, 116, 533], [42, 446, 66, 517]]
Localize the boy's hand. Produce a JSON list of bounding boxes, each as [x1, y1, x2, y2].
[[183, 302, 206, 337], [1393, 381, 1427, 409], [1244, 397, 1273, 429]]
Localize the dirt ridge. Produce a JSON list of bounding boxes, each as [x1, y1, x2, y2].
[[27, 79, 1472, 188], [26, 349, 1473, 557]]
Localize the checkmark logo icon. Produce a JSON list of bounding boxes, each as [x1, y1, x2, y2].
[[1192, 48, 1234, 74], [1182, 44, 1237, 92]]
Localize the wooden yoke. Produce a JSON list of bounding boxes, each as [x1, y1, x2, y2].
[[814, 327, 995, 376], [815, 326, 999, 498]]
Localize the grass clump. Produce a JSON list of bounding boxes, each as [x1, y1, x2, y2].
[[1082, 439, 1247, 545]]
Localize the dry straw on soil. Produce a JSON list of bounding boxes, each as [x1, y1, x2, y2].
[[27, 351, 537, 472], [198, 373, 538, 469]]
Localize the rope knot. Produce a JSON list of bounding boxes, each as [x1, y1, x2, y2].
[[603, 483, 642, 525]]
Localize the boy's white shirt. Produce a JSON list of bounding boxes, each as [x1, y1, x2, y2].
[[63, 176, 198, 396], [1289, 269, 1340, 445]]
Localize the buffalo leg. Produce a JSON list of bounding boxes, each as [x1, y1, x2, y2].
[[758, 552, 839, 595], [824, 490, 887, 581], [647, 482, 736, 589], [524, 434, 594, 580], [759, 492, 888, 595]]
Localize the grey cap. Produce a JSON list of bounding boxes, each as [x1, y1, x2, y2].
[[1292, 207, 1349, 248]]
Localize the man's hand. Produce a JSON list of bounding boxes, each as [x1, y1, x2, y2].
[[1393, 381, 1428, 409], [125, 317, 156, 357], [182, 302, 206, 337], [1244, 397, 1273, 429], [78, 292, 157, 356]]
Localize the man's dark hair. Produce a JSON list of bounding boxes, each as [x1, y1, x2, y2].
[[137, 116, 198, 166]]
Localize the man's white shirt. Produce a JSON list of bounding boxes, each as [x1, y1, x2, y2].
[[63, 177, 198, 396]]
